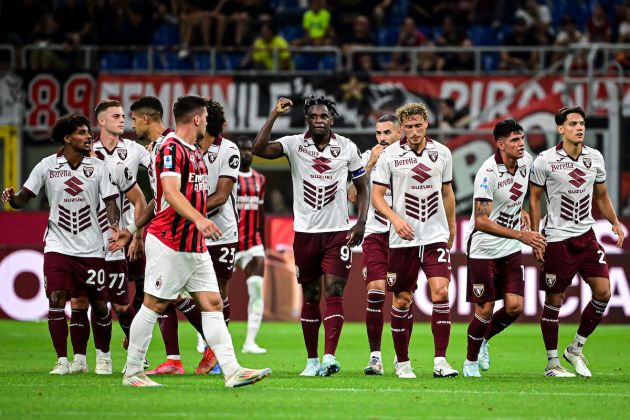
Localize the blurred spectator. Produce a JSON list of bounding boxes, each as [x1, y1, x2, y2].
[[388, 17, 427, 71], [329, 0, 377, 43], [553, 15, 588, 70], [473, 0, 511, 28], [225, 0, 273, 47], [372, 0, 395, 27], [499, 17, 539, 71], [342, 15, 376, 71], [241, 22, 293, 70], [294, 0, 335, 46], [438, 98, 470, 131], [586, 3, 612, 43], [30, 13, 67, 70], [178, 0, 227, 58], [615, 6, 630, 69], [95, 0, 155, 46], [0, 0, 47, 48], [515, 0, 551, 29], [441, 38, 475, 71], [435, 15, 471, 71], [54, 0, 94, 46]]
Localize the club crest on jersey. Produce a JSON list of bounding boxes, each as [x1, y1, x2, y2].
[[208, 152, 218, 164], [330, 145, 341, 158], [83, 165, 94, 178], [155, 276, 162, 290], [386, 272, 397, 287], [428, 150, 438, 162], [519, 165, 526, 177], [583, 158, 591, 169], [545, 273, 557, 287], [117, 149, 127, 160], [473, 284, 485, 298]]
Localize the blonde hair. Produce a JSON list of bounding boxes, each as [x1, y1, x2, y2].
[[396, 103, 429, 124]]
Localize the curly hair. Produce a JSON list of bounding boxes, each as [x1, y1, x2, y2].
[[395, 103, 429, 124], [303, 95, 339, 119], [51, 114, 91, 145], [206, 98, 226, 136]]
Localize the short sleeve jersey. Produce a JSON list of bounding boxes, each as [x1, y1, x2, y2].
[[303, 8, 331, 39], [93, 138, 150, 228], [237, 169, 266, 251], [148, 129, 175, 200], [23, 151, 118, 257], [273, 131, 365, 233], [203, 135, 240, 245], [464, 150, 533, 258], [147, 135, 209, 253], [372, 137, 452, 248], [530, 142, 606, 242], [362, 149, 392, 235]]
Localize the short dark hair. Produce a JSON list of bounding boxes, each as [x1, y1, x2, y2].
[[235, 135, 253, 146], [130, 96, 163, 120], [95, 99, 122, 117], [173, 95, 207, 123], [441, 98, 455, 109], [206, 98, 226, 136], [493, 119, 523, 141], [377, 113, 400, 126], [303, 95, 339, 119], [555, 106, 585, 125], [51, 114, 91, 144]]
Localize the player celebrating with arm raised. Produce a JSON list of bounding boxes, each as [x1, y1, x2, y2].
[[530, 107, 624, 378], [462, 119, 547, 378], [2, 114, 120, 375], [253, 96, 369, 377], [372, 103, 458, 379]]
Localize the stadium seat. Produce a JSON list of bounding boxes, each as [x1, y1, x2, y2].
[[216, 52, 245, 71], [387, 0, 409, 26], [154, 52, 192, 70], [131, 52, 149, 70], [152, 24, 180, 46], [468, 25, 499, 46], [279, 25, 304, 43], [293, 53, 319, 70], [377, 26, 400, 46], [318, 54, 337, 71], [100, 52, 131, 70], [192, 52, 211, 70]]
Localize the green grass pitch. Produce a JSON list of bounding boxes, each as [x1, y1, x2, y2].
[[0, 320, 629, 419]]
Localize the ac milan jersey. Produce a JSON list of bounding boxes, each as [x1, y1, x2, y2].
[[372, 137, 452, 248], [148, 135, 209, 253], [465, 150, 533, 258], [97, 161, 138, 261], [93, 138, 150, 228], [362, 150, 392, 235], [203, 135, 240, 245], [23, 151, 118, 257], [237, 169, 265, 251], [530, 142, 606, 242], [273, 131, 365, 233], [148, 129, 175, 199]]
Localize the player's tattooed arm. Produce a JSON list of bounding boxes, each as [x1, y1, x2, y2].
[[442, 183, 456, 248], [594, 182, 625, 247], [104, 196, 120, 228], [1, 187, 33, 209], [253, 97, 292, 159]]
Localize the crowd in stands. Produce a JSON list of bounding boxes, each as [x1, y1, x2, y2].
[[1, 0, 630, 72]]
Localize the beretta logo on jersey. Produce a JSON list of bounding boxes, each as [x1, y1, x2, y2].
[[117, 149, 127, 160], [428, 150, 438, 162], [519, 165, 526, 177], [83, 166, 94, 178], [545, 273, 557, 287], [330, 145, 341, 158], [583, 158, 591, 169], [229, 155, 239, 169]]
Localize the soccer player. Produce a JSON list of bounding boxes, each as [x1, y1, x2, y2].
[[234, 136, 268, 354], [122, 95, 270, 387], [462, 119, 547, 377], [530, 106, 624, 377], [372, 103, 458, 379], [1, 114, 120, 375], [253, 96, 368, 376], [348, 114, 401, 375]]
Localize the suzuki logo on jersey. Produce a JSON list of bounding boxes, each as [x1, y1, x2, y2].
[[568, 168, 587, 188], [64, 177, 84, 196], [411, 162, 432, 184], [509, 182, 523, 201], [312, 156, 332, 174]]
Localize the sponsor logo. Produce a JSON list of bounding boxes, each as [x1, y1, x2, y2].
[[229, 155, 239, 169], [312, 156, 332, 174], [509, 182, 523, 201], [583, 157, 591, 169], [386, 272, 396, 287], [519, 165, 526, 177], [155, 276, 162, 290], [49, 170, 71, 178], [480, 176, 489, 189], [330, 145, 341, 158], [64, 177, 84, 196], [83, 165, 94, 178], [164, 155, 173, 169], [550, 162, 574, 171], [473, 284, 485, 297], [568, 168, 587, 188], [545, 273, 557, 287], [411, 162, 432, 184], [117, 149, 127, 160], [428, 150, 438, 162]]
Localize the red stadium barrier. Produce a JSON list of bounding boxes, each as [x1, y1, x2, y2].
[[0, 213, 629, 323]]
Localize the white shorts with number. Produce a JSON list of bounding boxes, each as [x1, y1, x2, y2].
[[144, 233, 219, 300], [234, 244, 265, 270]]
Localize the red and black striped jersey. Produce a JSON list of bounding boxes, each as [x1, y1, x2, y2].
[[236, 169, 265, 251], [148, 134, 209, 253]]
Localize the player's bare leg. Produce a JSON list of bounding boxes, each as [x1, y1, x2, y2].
[[48, 290, 70, 375], [563, 276, 610, 377], [242, 256, 266, 354], [68, 297, 90, 374], [541, 291, 575, 377], [88, 298, 113, 375], [364, 279, 385, 375], [318, 274, 347, 376], [391, 291, 415, 378], [464, 301, 492, 377], [478, 293, 524, 372], [299, 278, 323, 376], [428, 276, 458, 378]]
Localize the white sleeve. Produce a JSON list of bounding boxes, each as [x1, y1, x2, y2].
[[595, 152, 606, 183], [271, 135, 296, 158], [348, 142, 364, 177], [220, 146, 240, 182], [99, 164, 119, 200], [442, 147, 453, 183], [23, 159, 47, 196], [135, 142, 151, 168], [473, 166, 496, 201], [530, 154, 548, 187], [113, 162, 137, 193], [372, 152, 390, 186], [361, 151, 370, 167]]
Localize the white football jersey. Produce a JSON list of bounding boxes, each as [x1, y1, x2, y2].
[[203, 135, 240, 245], [530, 142, 606, 242], [465, 150, 533, 258], [372, 137, 452, 248], [23, 151, 118, 257], [93, 138, 150, 228], [362, 149, 392, 235], [97, 160, 138, 261], [273, 131, 365, 233], [147, 129, 175, 199]]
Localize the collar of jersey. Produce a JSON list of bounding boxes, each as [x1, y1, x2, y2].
[[555, 141, 590, 158], [93, 137, 124, 155], [302, 130, 338, 148], [493, 149, 525, 175], [56, 149, 92, 169], [170, 133, 198, 151], [399, 136, 435, 155]]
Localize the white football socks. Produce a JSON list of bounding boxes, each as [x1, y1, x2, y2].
[[201, 311, 240, 377], [125, 305, 159, 376], [568, 333, 587, 354], [245, 275, 264, 345]]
